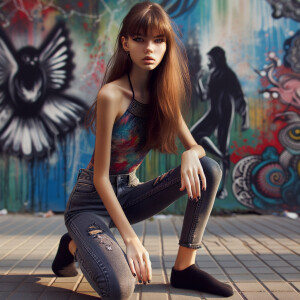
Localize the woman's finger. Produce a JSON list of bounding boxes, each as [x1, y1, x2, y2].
[[179, 174, 185, 191], [193, 169, 201, 199], [138, 257, 147, 284], [198, 163, 207, 190], [188, 171, 197, 199], [143, 253, 152, 282], [133, 259, 142, 283], [128, 258, 136, 278], [182, 173, 192, 198]]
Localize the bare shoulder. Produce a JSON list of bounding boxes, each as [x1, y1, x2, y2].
[[97, 82, 123, 106], [97, 76, 132, 120], [97, 76, 131, 105]]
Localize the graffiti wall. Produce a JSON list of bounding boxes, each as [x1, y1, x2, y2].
[[0, 0, 299, 214]]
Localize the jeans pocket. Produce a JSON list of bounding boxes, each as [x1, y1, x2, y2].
[[75, 182, 97, 194]]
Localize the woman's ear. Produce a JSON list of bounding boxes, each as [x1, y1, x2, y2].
[[121, 36, 129, 51]]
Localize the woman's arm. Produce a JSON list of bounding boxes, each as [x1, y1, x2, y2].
[[93, 86, 137, 243], [93, 86, 151, 283], [177, 113, 207, 200]]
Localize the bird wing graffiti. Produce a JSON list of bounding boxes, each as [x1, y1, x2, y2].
[[39, 21, 74, 91], [0, 21, 87, 160], [0, 28, 17, 86], [0, 28, 17, 133]]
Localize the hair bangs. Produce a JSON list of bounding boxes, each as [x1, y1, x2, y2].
[[127, 6, 171, 40]]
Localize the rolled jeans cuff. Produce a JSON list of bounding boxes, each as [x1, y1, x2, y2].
[[178, 241, 202, 249]]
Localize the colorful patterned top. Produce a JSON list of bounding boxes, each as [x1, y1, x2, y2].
[[87, 75, 149, 175]]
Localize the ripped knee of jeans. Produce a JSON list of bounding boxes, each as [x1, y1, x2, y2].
[[87, 222, 103, 236], [87, 222, 113, 251], [153, 168, 175, 187]]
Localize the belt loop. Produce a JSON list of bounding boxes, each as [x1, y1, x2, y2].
[[116, 175, 120, 196]]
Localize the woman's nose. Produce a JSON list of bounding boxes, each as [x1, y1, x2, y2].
[[144, 41, 154, 53]]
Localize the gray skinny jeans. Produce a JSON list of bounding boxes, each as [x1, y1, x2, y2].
[[64, 156, 221, 300]]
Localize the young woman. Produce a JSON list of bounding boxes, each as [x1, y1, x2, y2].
[[52, 2, 234, 299]]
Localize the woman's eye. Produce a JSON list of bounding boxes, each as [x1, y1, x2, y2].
[[133, 37, 143, 42], [155, 38, 165, 43]]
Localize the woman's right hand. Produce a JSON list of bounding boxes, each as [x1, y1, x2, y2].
[[126, 237, 152, 284]]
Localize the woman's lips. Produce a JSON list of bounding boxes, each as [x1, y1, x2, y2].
[[143, 56, 155, 64]]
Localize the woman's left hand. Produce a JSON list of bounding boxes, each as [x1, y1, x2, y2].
[[179, 149, 206, 201]]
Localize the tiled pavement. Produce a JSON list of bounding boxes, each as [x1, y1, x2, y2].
[[0, 214, 299, 299]]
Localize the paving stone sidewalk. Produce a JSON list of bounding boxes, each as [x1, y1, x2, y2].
[[0, 214, 299, 300]]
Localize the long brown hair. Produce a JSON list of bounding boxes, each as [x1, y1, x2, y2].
[[85, 1, 191, 153]]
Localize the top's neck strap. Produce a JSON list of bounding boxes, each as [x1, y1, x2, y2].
[[127, 73, 135, 100]]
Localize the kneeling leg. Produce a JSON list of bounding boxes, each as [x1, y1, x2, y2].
[[66, 212, 135, 300]]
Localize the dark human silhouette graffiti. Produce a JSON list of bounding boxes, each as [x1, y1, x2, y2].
[[0, 21, 87, 160], [190, 46, 249, 199]]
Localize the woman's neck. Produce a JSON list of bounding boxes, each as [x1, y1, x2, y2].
[[129, 66, 150, 101]]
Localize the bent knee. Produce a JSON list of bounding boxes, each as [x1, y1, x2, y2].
[[200, 156, 222, 181]]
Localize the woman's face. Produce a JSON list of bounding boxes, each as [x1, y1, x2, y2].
[[122, 28, 167, 71]]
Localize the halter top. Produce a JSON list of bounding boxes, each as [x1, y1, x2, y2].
[[87, 74, 149, 175]]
